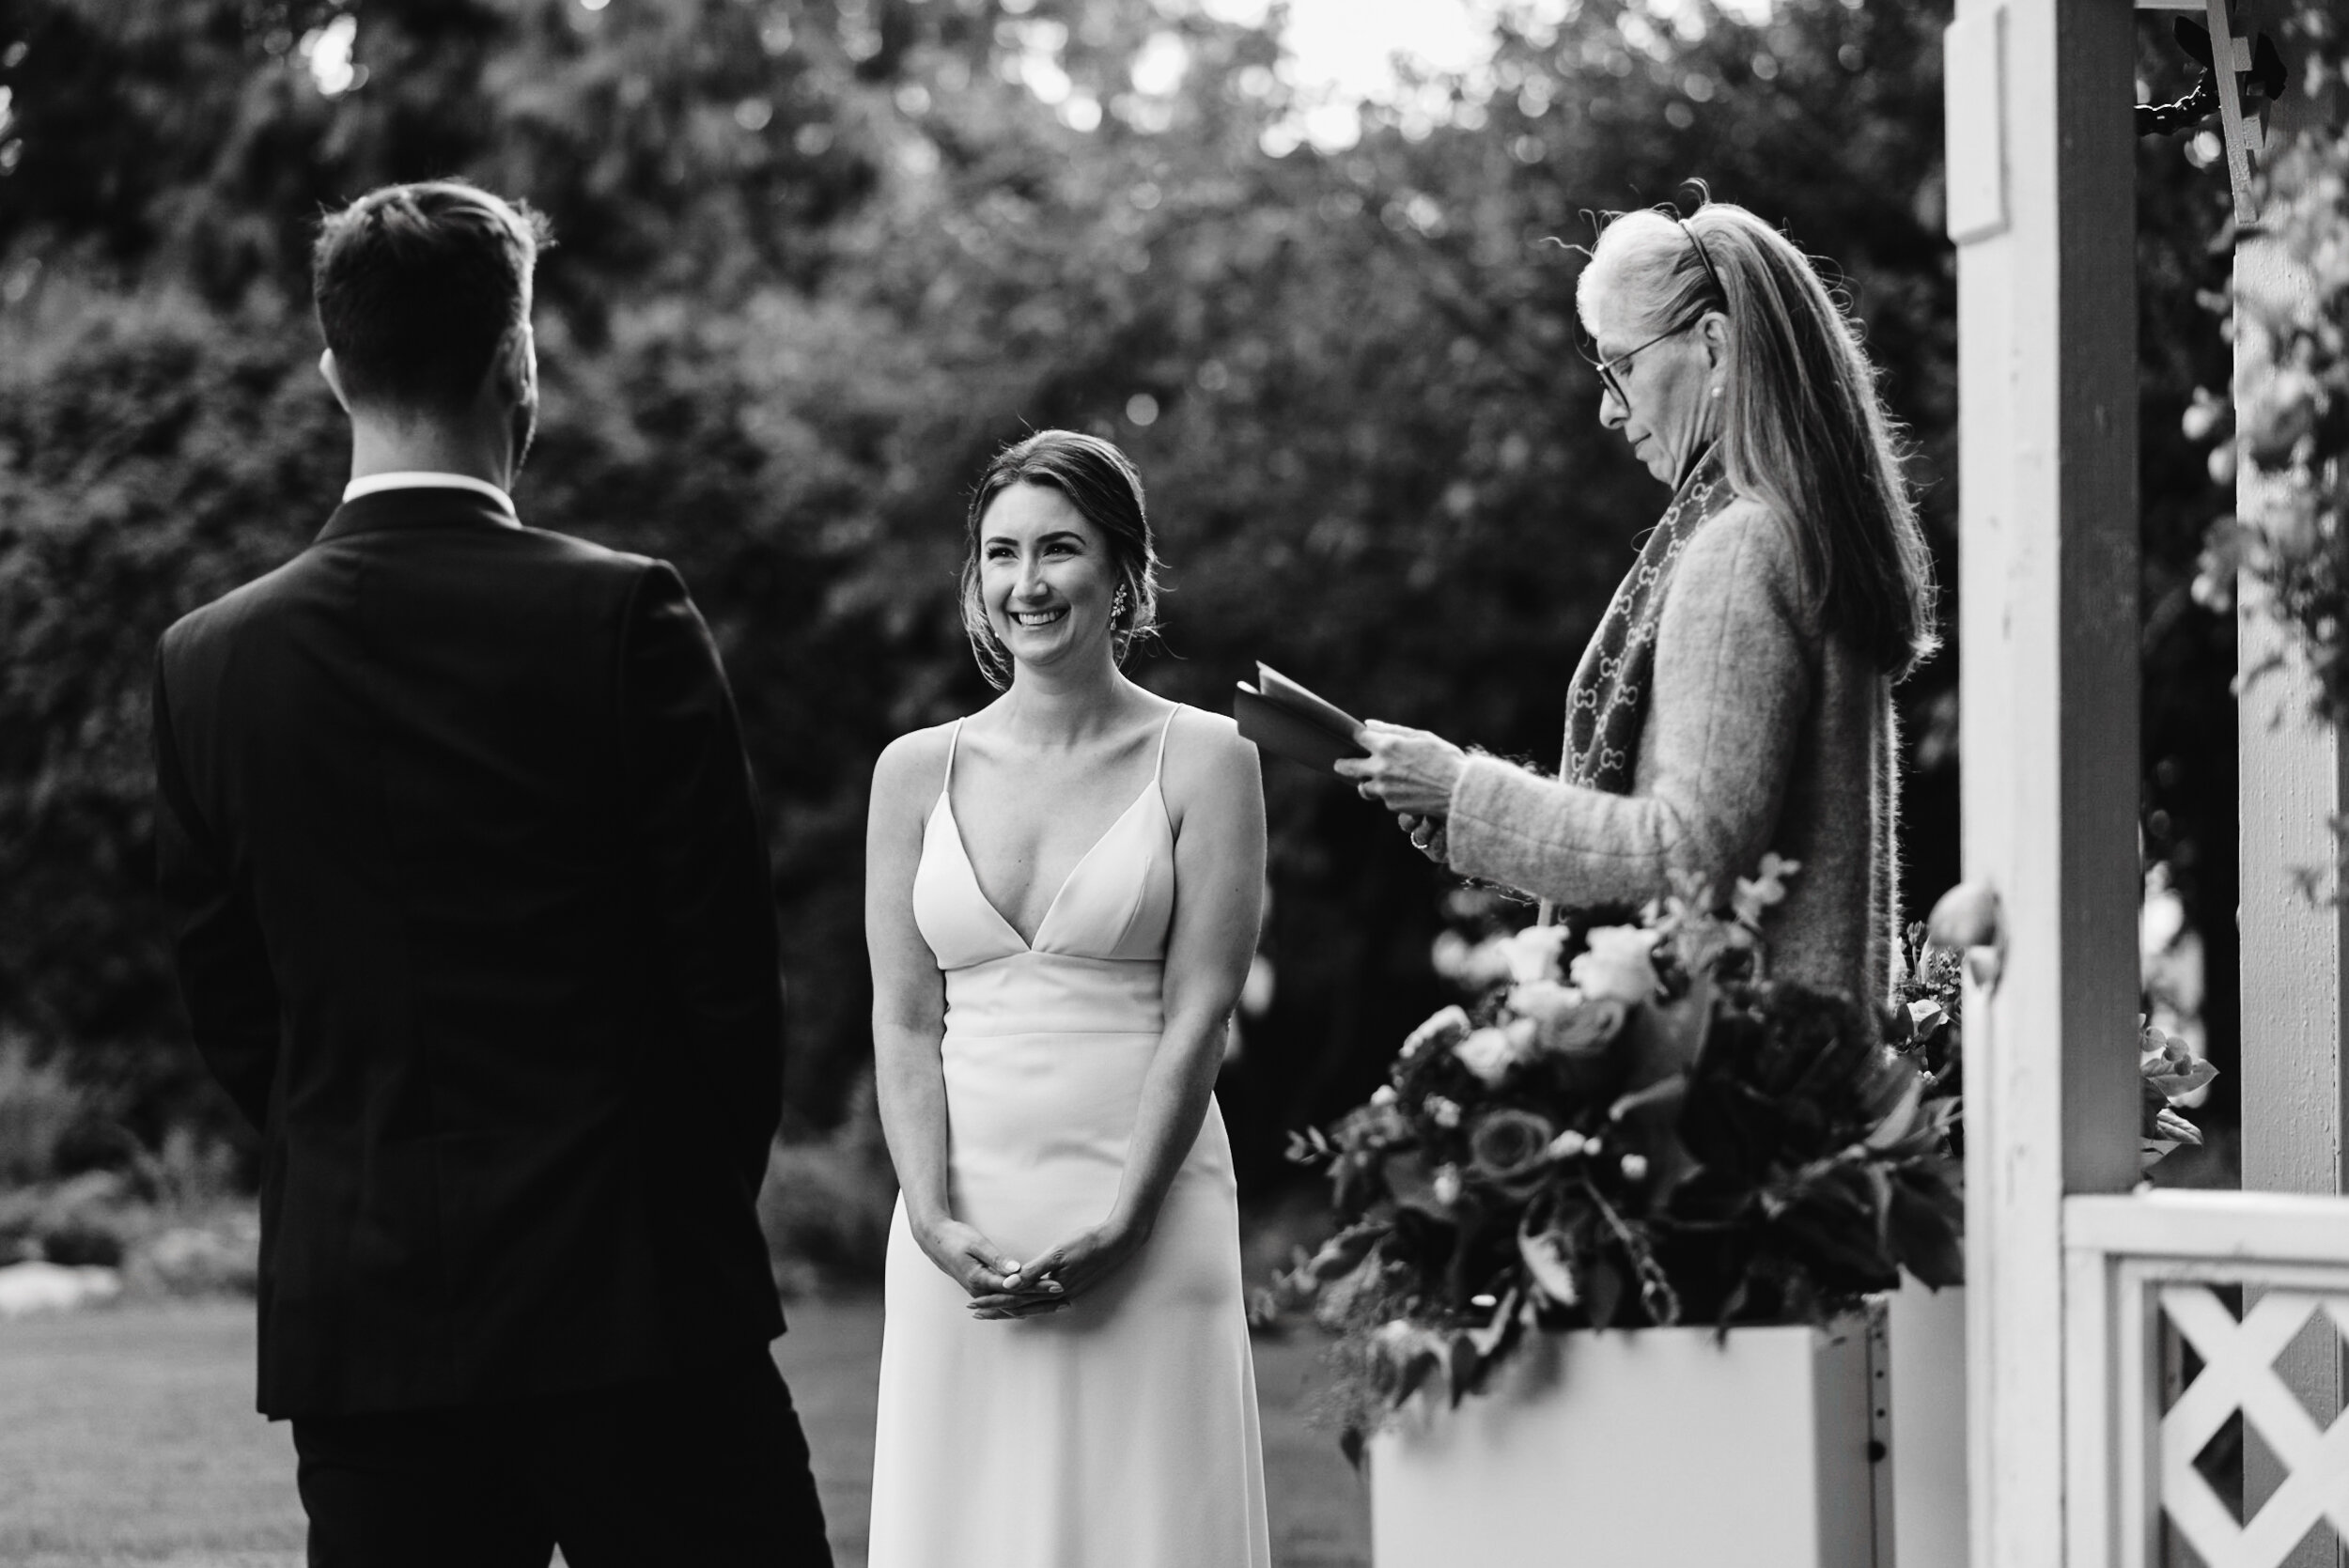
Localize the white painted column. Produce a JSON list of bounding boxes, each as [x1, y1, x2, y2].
[[2237, 613, 2348, 1182], [2236, 589, 2349, 1558], [2236, 4, 2345, 1194], [2234, 8, 2344, 1557], [1945, 2, 2145, 1565]]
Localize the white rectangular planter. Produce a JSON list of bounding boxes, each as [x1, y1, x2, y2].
[[1884, 1279, 1968, 1568], [1369, 1317, 1884, 1568]]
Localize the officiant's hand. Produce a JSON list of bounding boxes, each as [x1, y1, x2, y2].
[[1337, 722, 1467, 819], [1396, 814, 1449, 863], [966, 1219, 1146, 1320]]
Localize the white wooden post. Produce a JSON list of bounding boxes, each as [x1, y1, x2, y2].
[[2236, 480, 2349, 1563], [2234, 6, 2345, 1556], [1944, 2, 2145, 1564]]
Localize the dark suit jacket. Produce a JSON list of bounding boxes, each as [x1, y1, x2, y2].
[[152, 487, 786, 1419]]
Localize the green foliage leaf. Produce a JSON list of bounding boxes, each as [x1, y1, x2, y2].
[[1517, 1219, 1579, 1309], [1888, 1166, 1967, 1289], [1583, 1253, 1625, 1331]]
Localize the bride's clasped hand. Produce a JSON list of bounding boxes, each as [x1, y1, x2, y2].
[[957, 1219, 1141, 1322]]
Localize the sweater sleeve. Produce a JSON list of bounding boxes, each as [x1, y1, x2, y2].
[[1443, 503, 1814, 908]]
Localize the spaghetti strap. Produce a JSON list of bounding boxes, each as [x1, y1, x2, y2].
[[941, 719, 964, 800], [1152, 706, 1179, 783]]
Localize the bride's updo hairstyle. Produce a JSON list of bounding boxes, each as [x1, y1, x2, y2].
[[960, 429, 1163, 690], [1579, 200, 1937, 678]]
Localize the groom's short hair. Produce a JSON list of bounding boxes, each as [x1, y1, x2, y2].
[[312, 180, 553, 415]]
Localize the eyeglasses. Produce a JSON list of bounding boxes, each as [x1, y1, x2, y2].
[[1580, 218, 1727, 412], [1583, 318, 1698, 411]]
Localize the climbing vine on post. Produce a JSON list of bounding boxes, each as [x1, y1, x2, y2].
[[2191, 15, 2349, 720]]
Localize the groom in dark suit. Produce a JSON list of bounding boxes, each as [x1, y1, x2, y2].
[[151, 180, 831, 1565]]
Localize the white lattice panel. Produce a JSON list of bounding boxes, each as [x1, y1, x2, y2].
[[2066, 1192, 2349, 1568], [2158, 1286, 2349, 1568]]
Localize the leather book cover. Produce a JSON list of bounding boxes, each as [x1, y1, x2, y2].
[[1234, 664, 1366, 773]]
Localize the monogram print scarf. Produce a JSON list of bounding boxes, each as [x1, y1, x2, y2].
[[1561, 446, 1734, 795]]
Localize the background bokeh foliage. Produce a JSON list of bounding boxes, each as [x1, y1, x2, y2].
[[0, 0, 2244, 1197]]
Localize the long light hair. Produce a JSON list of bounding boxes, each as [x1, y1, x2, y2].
[[1579, 201, 1937, 678]]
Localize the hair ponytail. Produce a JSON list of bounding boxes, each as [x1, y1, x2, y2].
[[1580, 203, 1938, 678]]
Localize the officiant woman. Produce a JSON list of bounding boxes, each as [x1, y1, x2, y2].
[[1339, 199, 1936, 1005]]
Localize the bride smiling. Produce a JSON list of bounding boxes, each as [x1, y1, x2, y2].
[[862, 430, 1271, 1568]]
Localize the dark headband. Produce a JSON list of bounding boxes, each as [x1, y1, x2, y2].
[[1678, 215, 1726, 306]]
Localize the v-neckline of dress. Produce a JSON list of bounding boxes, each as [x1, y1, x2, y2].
[[941, 783, 1157, 954], [936, 708, 1178, 955]]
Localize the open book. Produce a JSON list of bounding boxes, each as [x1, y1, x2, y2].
[[1233, 664, 1367, 773]]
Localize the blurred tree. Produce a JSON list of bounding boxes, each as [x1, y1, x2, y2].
[[0, 0, 2248, 1192]]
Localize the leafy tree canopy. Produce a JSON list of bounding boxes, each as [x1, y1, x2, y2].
[[0, 0, 2253, 1186]]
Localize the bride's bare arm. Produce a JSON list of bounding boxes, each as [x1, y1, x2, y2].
[[1124, 712, 1266, 1228], [980, 709, 1265, 1314], [866, 730, 1023, 1298]]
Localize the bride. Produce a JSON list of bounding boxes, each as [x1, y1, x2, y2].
[[862, 429, 1271, 1568]]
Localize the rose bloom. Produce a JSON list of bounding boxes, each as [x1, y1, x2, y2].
[[1401, 1004, 1472, 1062], [1452, 1026, 1519, 1085], [1470, 1109, 1558, 1186], [1507, 982, 1628, 1057], [1431, 932, 1514, 990], [1508, 979, 1580, 1026], [1541, 997, 1626, 1054], [1570, 925, 1661, 1005], [1498, 924, 1572, 986]]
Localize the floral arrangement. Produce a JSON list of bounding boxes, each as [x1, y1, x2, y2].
[[1277, 861, 1964, 1455], [1886, 917, 2216, 1169], [1279, 867, 2224, 1454]]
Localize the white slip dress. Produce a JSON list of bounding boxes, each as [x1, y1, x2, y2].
[[866, 707, 1271, 1568]]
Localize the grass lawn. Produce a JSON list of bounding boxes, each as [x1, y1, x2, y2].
[[0, 1297, 1367, 1568]]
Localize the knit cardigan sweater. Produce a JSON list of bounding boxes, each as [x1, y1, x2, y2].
[[1444, 497, 1901, 1008]]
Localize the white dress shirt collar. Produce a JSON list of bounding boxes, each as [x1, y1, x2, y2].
[[341, 471, 519, 522]]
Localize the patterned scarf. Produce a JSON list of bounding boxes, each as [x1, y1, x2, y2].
[[1560, 445, 1735, 794]]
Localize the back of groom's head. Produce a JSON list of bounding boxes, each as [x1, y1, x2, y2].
[[312, 180, 552, 417]]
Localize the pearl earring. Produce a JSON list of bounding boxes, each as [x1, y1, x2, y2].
[[1709, 384, 1724, 400]]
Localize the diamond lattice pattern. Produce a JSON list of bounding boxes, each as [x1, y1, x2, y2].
[[2160, 1285, 2349, 1568]]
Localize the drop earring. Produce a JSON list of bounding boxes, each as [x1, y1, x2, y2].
[[1111, 584, 1129, 626]]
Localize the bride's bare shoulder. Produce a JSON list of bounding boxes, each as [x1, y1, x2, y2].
[[1160, 703, 1260, 816], [870, 722, 960, 817]]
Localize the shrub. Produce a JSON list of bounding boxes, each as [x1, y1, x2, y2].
[[126, 1211, 260, 1298], [757, 1071, 898, 1296], [0, 1036, 256, 1291], [0, 1032, 102, 1188], [0, 1170, 132, 1268]]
